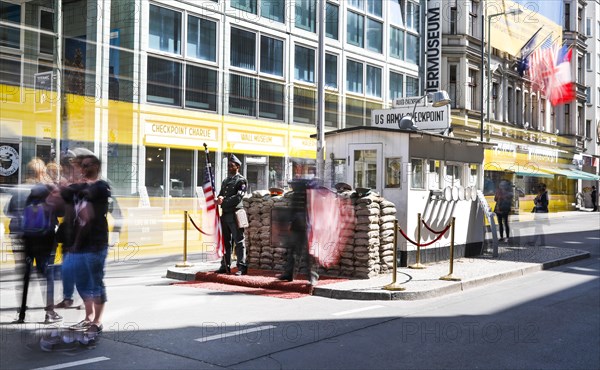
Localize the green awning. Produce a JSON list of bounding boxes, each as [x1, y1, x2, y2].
[[539, 167, 600, 180], [570, 169, 600, 181], [514, 169, 553, 178]]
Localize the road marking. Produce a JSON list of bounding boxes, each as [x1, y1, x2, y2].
[[564, 241, 583, 244], [332, 305, 384, 316], [32, 357, 110, 370], [195, 325, 276, 343]]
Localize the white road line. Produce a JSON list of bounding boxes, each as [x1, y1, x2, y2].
[[32, 356, 110, 370], [195, 325, 277, 343], [331, 305, 384, 316]]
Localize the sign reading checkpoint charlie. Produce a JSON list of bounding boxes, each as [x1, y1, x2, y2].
[[371, 97, 450, 131]]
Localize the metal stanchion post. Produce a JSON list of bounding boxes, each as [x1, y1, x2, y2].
[[440, 217, 460, 281], [176, 210, 193, 267], [383, 219, 405, 291], [409, 213, 426, 269]]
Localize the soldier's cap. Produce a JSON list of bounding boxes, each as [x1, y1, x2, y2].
[[228, 154, 242, 166], [334, 182, 352, 192], [355, 187, 371, 197], [269, 187, 284, 196]]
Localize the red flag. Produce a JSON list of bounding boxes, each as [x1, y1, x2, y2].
[[203, 167, 224, 258], [307, 188, 355, 267]]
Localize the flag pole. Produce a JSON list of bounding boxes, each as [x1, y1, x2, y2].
[[203, 143, 224, 258]]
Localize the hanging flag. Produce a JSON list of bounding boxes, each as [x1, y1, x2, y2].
[[527, 34, 555, 89], [547, 45, 576, 106], [202, 144, 224, 259], [516, 27, 543, 77]]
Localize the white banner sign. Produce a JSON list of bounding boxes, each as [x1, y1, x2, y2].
[[371, 105, 450, 131]]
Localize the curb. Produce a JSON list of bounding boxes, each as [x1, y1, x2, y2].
[[166, 251, 591, 301]]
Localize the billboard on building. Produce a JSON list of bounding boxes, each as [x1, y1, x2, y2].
[[487, 0, 563, 56]]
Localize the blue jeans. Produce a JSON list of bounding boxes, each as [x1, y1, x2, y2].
[[73, 248, 108, 303], [61, 252, 75, 300]]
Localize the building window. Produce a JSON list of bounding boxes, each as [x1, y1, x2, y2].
[[325, 93, 339, 127], [389, 0, 404, 27], [598, 87, 600, 106], [230, 28, 256, 70], [259, 80, 284, 120], [540, 98, 546, 131], [260, 35, 284, 76], [187, 15, 216, 62], [293, 86, 316, 124], [577, 56, 583, 83], [354, 149, 378, 189], [411, 158, 424, 189], [39, 10, 54, 55], [586, 87, 591, 104], [0, 1, 21, 49], [450, 7, 457, 34], [587, 18, 592, 36], [467, 69, 477, 110], [428, 160, 441, 190], [295, 45, 315, 83], [147, 56, 181, 106], [261, 0, 285, 22], [366, 65, 381, 98], [445, 163, 462, 187], [449, 64, 457, 108], [346, 59, 363, 94], [491, 82, 499, 119], [564, 104, 570, 133], [295, 0, 316, 32], [468, 1, 478, 38], [347, 11, 364, 47], [564, 3, 571, 31], [406, 33, 419, 64], [231, 0, 257, 14], [586, 119, 591, 138], [325, 53, 337, 89], [346, 97, 364, 127], [507, 86, 513, 123], [585, 53, 591, 71], [406, 75, 419, 97], [389, 27, 404, 60], [406, 1, 419, 32], [149, 5, 181, 55], [185, 65, 217, 111], [347, 2, 383, 53], [229, 74, 256, 116], [389, 71, 403, 101], [326, 2, 339, 39]]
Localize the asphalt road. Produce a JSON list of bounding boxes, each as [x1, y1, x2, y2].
[[0, 214, 598, 370]]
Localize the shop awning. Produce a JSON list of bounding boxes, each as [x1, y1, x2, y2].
[[514, 168, 554, 178], [538, 167, 600, 180]]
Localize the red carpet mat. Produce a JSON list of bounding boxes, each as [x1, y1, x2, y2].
[[174, 269, 348, 299]]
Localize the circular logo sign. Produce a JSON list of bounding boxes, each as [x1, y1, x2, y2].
[[0, 145, 20, 176]]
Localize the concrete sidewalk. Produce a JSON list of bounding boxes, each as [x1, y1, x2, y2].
[[167, 211, 597, 300], [166, 243, 590, 301]]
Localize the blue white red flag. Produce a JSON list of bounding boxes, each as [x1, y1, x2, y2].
[[529, 41, 575, 106]]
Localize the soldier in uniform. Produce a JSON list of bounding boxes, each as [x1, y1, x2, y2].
[[215, 154, 248, 275]]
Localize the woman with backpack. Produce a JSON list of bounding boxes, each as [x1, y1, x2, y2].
[[15, 158, 62, 324]]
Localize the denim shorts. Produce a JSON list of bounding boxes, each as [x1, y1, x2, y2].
[[73, 248, 108, 303]]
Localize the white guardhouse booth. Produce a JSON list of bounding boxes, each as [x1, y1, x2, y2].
[[324, 126, 491, 267]]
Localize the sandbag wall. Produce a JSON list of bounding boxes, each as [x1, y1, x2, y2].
[[243, 190, 397, 279]]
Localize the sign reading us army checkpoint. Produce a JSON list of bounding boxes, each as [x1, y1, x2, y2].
[[371, 97, 450, 131]]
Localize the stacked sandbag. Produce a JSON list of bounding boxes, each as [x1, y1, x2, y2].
[[353, 193, 382, 278], [244, 190, 272, 269], [378, 200, 397, 272]]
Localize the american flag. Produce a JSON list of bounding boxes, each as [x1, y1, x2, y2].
[[203, 166, 224, 258]]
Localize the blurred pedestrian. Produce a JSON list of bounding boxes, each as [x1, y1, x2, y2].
[[591, 186, 597, 212], [277, 178, 319, 285], [14, 158, 62, 323], [54, 153, 84, 309], [215, 154, 248, 276], [533, 183, 549, 213], [68, 154, 111, 336], [494, 180, 514, 242]]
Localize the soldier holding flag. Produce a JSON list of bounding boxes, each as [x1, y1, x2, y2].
[[215, 154, 248, 275]]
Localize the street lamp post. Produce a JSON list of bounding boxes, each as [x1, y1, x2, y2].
[[481, 8, 523, 141]]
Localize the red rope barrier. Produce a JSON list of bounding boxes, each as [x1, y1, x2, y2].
[[188, 214, 213, 236], [421, 220, 450, 235], [419, 223, 451, 247], [397, 222, 452, 247]]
